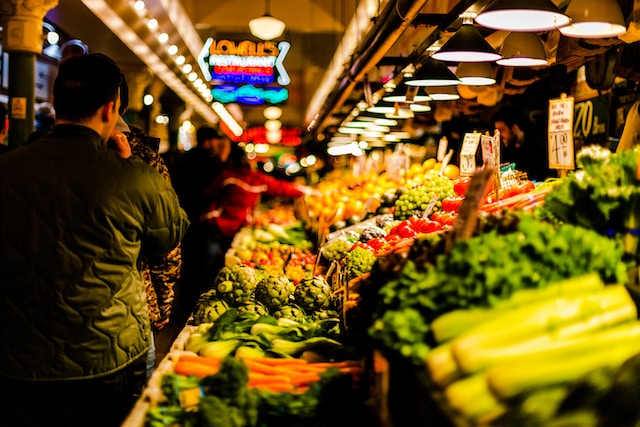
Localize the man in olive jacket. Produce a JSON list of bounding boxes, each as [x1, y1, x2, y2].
[[0, 53, 189, 426]]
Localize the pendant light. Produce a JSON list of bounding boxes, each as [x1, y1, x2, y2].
[[382, 85, 431, 103], [249, 0, 286, 40], [456, 62, 496, 85], [432, 13, 502, 62], [475, 0, 570, 32], [425, 85, 460, 101], [405, 56, 461, 87], [497, 32, 549, 67], [559, 0, 626, 39]]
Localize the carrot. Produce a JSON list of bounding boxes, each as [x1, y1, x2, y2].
[[287, 373, 322, 386], [174, 361, 219, 377], [243, 359, 293, 375], [248, 374, 292, 386], [178, 354, 221, 367], [249, 382, 296, 392], [243, 357, 309, 366]]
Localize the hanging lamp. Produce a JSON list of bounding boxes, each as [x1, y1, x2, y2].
[[382, 85, 431, 103], [432, 13, 502, 62], [497, 32, 549, 67], [559, 0, 626, 39], [249, 0, 286, 40], [425, 85, 460, 101], [456, 61, 496, 85], [405, 56, 461, 87], [475, 0, 570, 32]]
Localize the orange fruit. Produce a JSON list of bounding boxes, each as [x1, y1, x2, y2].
[[422, 158, 437, 170], [443, 164, 460, 179]]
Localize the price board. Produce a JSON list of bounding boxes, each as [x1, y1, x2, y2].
[[459, 132, 481, 176], [480, 132, 500, 170], [548, 96, 575, 170]]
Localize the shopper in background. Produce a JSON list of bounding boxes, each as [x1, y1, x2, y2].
[[200, 144, 313, 270], [115, 75, 183, 377], [492, 106, 549, 181], [0, 53, 189, 427], [0, 103, 10, 155], [172, 126, 231, 310]]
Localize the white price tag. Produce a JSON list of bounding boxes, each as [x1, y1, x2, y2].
[[548, 97, 575, 170], [460, 132, 481, 176], [437, 137, 449, 162], [480, 134, 498, 169]]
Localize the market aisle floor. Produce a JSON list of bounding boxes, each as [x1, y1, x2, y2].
[[154, 303, 191, 364]]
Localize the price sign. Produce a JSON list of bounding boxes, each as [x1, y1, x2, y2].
[[459, 132, 481, 176], [548, 96, 575, 170], [480, 132, 499, 170]]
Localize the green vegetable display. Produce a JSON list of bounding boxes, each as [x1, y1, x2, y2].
[[367, 212, 628, 364], [345, 246, 377, 281], [542, 145, 640, 261]]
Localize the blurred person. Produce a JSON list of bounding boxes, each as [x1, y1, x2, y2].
[[115, 75, 183, 376], [492, 106, 549, 181], [200, 144, 312, 271], [0, 103, 9, 155], [0, 53, 189, 427], [172, 126, 231, 309], [26, 103, 56, 144]]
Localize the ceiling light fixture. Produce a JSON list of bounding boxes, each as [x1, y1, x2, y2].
[[405, 56, 461, 87], [431, 13, 501, 62], [249, 0, 286, 41], [456, 61, 496, 85], [559, 0, 627, 39], [425, 85, 460, 101], [497, 32, 549, 67], [475, 0, 570, 32], [382, 85, 431, 103]]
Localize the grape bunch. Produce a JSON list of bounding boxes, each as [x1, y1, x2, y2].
[[322, 238, 352, 262], [393, 175, 455, 220]]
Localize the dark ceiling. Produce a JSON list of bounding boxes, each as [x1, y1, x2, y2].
[[43, 0, 637, 146]]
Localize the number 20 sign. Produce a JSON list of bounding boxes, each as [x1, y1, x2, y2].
[[548, 96, 575, 170]]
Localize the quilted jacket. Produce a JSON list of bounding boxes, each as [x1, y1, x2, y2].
[[0, 125, 189, 381]]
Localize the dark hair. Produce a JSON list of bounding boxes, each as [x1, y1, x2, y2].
[[492, 106, 530, 130], [196, 126, 225, 145], [53, 53, 122, 122], [226, 144, 250, 169]]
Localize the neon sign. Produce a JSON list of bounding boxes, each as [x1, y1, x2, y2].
[[198, 39, 290, 86], [242, 126, 302, 146], [212, 84, 288, 105]]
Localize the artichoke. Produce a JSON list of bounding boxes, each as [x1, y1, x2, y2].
[[192, 298, 230, 325], [273, 304, 307, 322], [236, 300, 269, 317], [293, 276, 332, 313], [212, 264, 258, 306], [311, 308, 341, 321], [254, 275, 295, 312]]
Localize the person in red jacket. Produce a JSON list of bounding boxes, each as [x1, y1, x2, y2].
[[200, 144, 310, 270]]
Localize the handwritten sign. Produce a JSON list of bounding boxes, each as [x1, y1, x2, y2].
[[480, 132, 500, 170], [548, 97, 575, 170], [459, 132, 481, 176]]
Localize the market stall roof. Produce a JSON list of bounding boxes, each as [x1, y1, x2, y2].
[[44, 0, 634, 146]]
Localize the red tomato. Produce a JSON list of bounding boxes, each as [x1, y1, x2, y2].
[[441, 196, 464, 213], [367, 237, 387, 251], [453, 178, 471, 197], [395, 224, 417, 239]]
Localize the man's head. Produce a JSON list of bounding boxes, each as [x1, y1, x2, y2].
[[492, 107, 528, 147], [53, 53, 122, 141], [196, 126, 231, 161]]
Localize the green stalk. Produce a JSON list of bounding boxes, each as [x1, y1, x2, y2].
[[444, 373, 507, 422], [454, 302, 638, 374], [425, 342, 462, 388], [487, 326, 640, 399], [451, 285, 635, 373], [431, 273, 604, 343]]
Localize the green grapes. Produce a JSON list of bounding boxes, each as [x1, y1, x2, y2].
[[322, 239, 352, 262], [393, 175, 455, 220]]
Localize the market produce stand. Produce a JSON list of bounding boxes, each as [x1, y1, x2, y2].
[[124, 146, 640, 427]]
